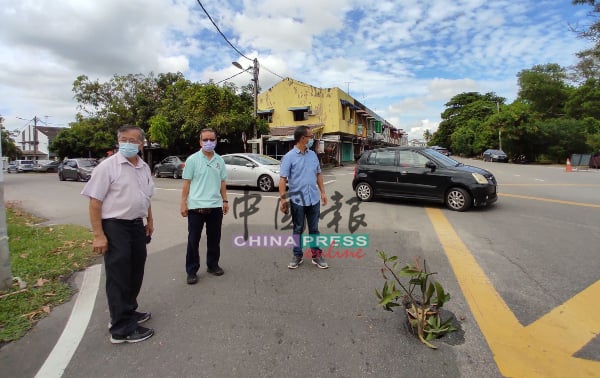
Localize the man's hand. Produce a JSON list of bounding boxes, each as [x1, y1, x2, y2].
[[223, 202, 229, 215], [180, 202, 188, 217], [280, 199, 289, 214], [321, 192, 328, 206], [92, 234, 108, 255]]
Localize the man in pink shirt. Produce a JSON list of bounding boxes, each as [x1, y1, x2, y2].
[[81, 125, 155, 344]]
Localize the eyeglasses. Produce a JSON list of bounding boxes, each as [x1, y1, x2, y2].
[[202, 138, 216, 142], [118, 138, 140, 144]]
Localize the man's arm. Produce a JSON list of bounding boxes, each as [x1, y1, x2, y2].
[[220, 180, 229, 215], [180, 180, 190, 217], [317, 173, 327, 206], [279, 177, 288, 213], [89, 198, 108, 255], [146, 205, 154, 236]]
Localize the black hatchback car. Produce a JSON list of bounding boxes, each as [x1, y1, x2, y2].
[[352, 147, 498, 211]]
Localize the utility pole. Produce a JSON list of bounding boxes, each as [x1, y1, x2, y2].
[[496, 102, 502, 151], [345, 81, 353, 95], [33, 116, 38, 159], [252, 58, 259, 139]]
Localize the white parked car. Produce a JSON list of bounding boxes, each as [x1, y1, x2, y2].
[[221, 153, 281, 192]]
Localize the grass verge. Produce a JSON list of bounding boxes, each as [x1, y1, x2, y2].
[[0, 201, 97, 345]]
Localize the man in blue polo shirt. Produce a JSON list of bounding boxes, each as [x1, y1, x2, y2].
[[279, 125, 329, 269], [180, 128, 229, 284]]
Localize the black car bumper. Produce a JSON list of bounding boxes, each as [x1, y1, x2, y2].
[[471, 185, 498, 207]]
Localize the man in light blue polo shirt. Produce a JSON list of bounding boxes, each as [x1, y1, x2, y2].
[[180, 128, 229, 284], [279, 126, 329, 269]]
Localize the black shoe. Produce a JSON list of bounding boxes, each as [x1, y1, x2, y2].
[[207, 266, 224, 276], [108, 311, 151, 329], [110, 325, 154, 344], [187, 273, 198, 285]]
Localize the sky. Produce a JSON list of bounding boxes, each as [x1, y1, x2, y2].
[[0, 0, 594, 142]]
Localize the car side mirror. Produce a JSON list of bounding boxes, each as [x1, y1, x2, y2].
[[425, 161, 436, 172], [245, 163, 256, 168]]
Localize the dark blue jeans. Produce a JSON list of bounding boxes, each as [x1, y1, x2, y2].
[[186, 208, 223, 275], [102, 218, 147, 337], [290, 201, 322, 257]]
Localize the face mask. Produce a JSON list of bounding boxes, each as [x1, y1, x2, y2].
[[202, 140, 217, 152], [119, 142, 139, 158], [306, 139, 314, 149]]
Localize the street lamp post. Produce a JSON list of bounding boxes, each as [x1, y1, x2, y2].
[[232, 58, 259, 139], [495, 101, 502, 151]]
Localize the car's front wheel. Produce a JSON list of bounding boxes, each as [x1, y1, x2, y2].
[[258, 175, 274, 192], [59, 172, 65, 181], [154, 169, 160, 178], [446, 187, 471, 212], [173, 170, 179, 179], [355, 182, 374, 201]]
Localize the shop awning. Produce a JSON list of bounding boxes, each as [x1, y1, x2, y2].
[[287, 106, 310, 111], [257, 109, 273, 114]]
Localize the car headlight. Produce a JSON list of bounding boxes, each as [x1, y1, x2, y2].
[[472, 173, 488, 184]]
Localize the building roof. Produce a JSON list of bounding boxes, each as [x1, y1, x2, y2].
[[36, 126, 63, 139]]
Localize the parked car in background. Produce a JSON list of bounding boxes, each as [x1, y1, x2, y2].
[[6, 162, 17, 173], [154, 156, 186, 179], [482, 149, 508, 162], [58, 158, 98, 181], [8, 159, 35, 173], [222, 153, 281, 192], [590, 150, 600, 169], [33, 160, 61, 173], [352, 147, 498, 212], [430, 146, 450, 156]]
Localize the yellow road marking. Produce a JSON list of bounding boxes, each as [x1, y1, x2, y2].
[[499, 193, 600, 208], [426, 208, 600, 377]]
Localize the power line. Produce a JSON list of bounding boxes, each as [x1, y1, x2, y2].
[[260, 64, 285, 80], [195, 0, 252, 62], [215, 68, 252, 85]]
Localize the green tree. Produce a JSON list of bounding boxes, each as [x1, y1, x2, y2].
[[431, 92, 504, 149], [565, 78, 600, 118], [571, 1, 600, 81], [423, 129, 432, 142], [516, 63, 573, 118], [1, 117, 20, 160], [50, 116, 114, 159]]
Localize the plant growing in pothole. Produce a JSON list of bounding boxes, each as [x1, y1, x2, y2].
[[376, 251, 456, 349]]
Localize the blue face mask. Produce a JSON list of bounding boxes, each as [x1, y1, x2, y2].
[[306, 139, 314, 149], [119, 142, 139, 158], [202, 140, 217, 152]]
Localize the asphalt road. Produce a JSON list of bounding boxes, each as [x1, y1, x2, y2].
[[1, 159, 599, 377]]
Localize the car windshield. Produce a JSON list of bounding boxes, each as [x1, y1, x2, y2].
[[77, 159, 98, 167], [247, 154, 280, 165], [424, 149, 462, 167]]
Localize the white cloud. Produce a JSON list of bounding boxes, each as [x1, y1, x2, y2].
[[0, 0, 592, 146]]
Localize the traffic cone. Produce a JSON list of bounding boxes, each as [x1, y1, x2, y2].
[[566, 158, 572, 172]]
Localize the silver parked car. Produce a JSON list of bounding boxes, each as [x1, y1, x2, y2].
[[222, 153, 281, 192], [154, 156, 186, 179], [58, 158, 98, 181], [8, 159, 35, 173]]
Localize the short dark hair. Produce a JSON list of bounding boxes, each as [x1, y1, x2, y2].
[[294, 126, 310, 143], [200, 128, 217, 139], [117, 125, 145, 142]]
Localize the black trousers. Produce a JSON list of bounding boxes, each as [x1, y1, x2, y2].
[[186, 208, 223, 275], [102, 218, 147, 336]]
